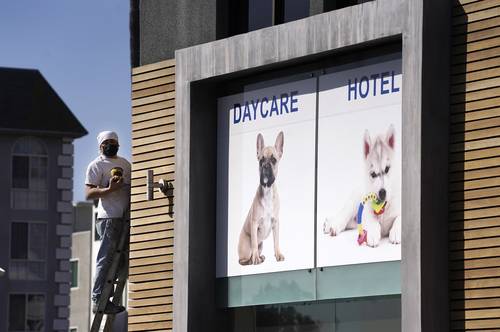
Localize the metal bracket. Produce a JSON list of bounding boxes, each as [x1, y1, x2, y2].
[[146, 169, 173, 200]]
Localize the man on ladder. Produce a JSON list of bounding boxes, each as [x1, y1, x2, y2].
[[85, 131, 131, 316]]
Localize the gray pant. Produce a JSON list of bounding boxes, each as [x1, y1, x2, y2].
[[91, 218, 128, 303]]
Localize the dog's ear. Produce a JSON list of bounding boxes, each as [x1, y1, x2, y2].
[[256, 133, 264, 158], [386, 124, 395, 150], [275, 131, 284, 159], [363, 130, 371, 159]]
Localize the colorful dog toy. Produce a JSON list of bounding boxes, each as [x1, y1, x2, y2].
[[356, 193, 387, 245]]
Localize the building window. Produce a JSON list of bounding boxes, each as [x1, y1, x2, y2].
[[10, 222, 47, 280], [70, 260, 79, 288], [228, 0, 310, 36], [323, 0, 372, 12], [70, 328, 77, 332], [8, 294, 45, 331], [11, 137, 48, 210]]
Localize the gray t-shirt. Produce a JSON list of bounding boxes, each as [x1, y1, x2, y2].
[[85, 155, 131, 218]]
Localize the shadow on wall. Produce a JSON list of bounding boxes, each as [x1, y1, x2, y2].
[[448, 2, 467, 329]]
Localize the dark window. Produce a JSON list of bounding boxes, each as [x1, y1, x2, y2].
[[324, 0, 372, 12], [10, 222, 47, 280], [230, 296, 401, 332], [227, 0, 310, 36], [70, 260, 79, 288], [9, 294, 45, 331], [12, 156, 29, 188], [249, 0, 273, 31], [281, 0, 310, 22], [11, 137, 48, 210], [8, 294, 25, 331], [11, 223, 28, 259]]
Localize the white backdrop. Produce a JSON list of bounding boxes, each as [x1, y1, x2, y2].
[[216, 78, 317, 277], [316, 59, 402, 267]]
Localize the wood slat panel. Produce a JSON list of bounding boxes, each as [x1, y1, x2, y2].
[[130, 238, 174, 251], [132, 59, 175, 75], [128, 321, 172, 331], [132, 99, 175, 116], [129, 255, 173, 268], [451, 107, 500, 123], [132, 75, 175, 92], [129, 59, 175, 330], [129, 246, 173, 259], [132, 114, 175, 131], [130, 230, 174, 243], [130, 223, 174, 237], [131, 82, 174, 99], [451, 46, 500, 67], [128, 295, 172, 307], [453, 6, 500, 26], [130, 263, 173, 275], [129, 270, 173, 283], [132, 107, 175, 124], [129, 279, 173, 292], [127, 304, 172, 316], [450, 2, 500, 328], [130, 214, 174, 227], [132, 132, 175, 148], [131, 67, 175, 84], [129, 312, 173, 324]]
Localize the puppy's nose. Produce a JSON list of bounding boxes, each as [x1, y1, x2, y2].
[[378, 189, 386, 201]]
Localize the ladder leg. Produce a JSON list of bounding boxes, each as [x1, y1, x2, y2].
[[90, 219, 130, 332], [103, 228, 129, 332]]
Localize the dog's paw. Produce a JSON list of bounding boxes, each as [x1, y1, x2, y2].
[[275, 251, 285, 262], [324, 218, 341, 236], [389, 219, 401, 244], [365, 222, 381, 247], [251, 251, 263, 265]]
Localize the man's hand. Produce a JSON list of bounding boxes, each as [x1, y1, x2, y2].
[[85, 176, 124, 200], [107, 175, 124, 193]]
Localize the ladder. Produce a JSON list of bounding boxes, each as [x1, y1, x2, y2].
[[90, 217, 130, 332]]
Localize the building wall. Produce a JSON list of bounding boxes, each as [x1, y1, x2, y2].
[[70, 230, 91, 332], [69, 201, 94, 332], [449, 0, 500, 330], [127, 60, 176, 331], [0, 134, 74, 332], [137, 0, 216, 65], [128, 0, 500, 331]]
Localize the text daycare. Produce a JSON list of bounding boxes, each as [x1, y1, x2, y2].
[[233, 91, 299, 124], [348, 70, 400, 101]]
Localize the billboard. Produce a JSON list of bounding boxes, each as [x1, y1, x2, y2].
[[317, 59, 402, 267], [216, 78, 317, 277], [216, 57, 402, 278]]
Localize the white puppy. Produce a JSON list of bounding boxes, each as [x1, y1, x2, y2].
[[323, 125, 401, 247]]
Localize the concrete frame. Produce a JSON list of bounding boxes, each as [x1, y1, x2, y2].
[[174, 1, 450, 331]]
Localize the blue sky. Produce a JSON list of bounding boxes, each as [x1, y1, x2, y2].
[[0, 1, 131, 202]]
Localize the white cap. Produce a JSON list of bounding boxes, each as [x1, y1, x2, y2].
[[97, 131, 119, 146]]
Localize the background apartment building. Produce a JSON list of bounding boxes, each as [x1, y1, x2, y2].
[[0, 67, 87, 331]]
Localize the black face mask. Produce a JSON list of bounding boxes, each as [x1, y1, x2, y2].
[[102, 143, 119, 157]]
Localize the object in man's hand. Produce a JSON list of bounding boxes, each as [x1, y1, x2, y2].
[[110, 167, 123, 178]]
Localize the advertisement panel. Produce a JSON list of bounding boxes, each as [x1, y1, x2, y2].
[[216, 78, 317, 277], [216, 57, 402, 278], [317, 59, 402, 267]]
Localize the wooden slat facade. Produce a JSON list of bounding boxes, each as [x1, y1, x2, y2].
[[450, 0, 500, 330], [128, 59, 175, 331]]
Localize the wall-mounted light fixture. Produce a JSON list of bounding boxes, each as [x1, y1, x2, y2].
[[146, 169, 173, 201]]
